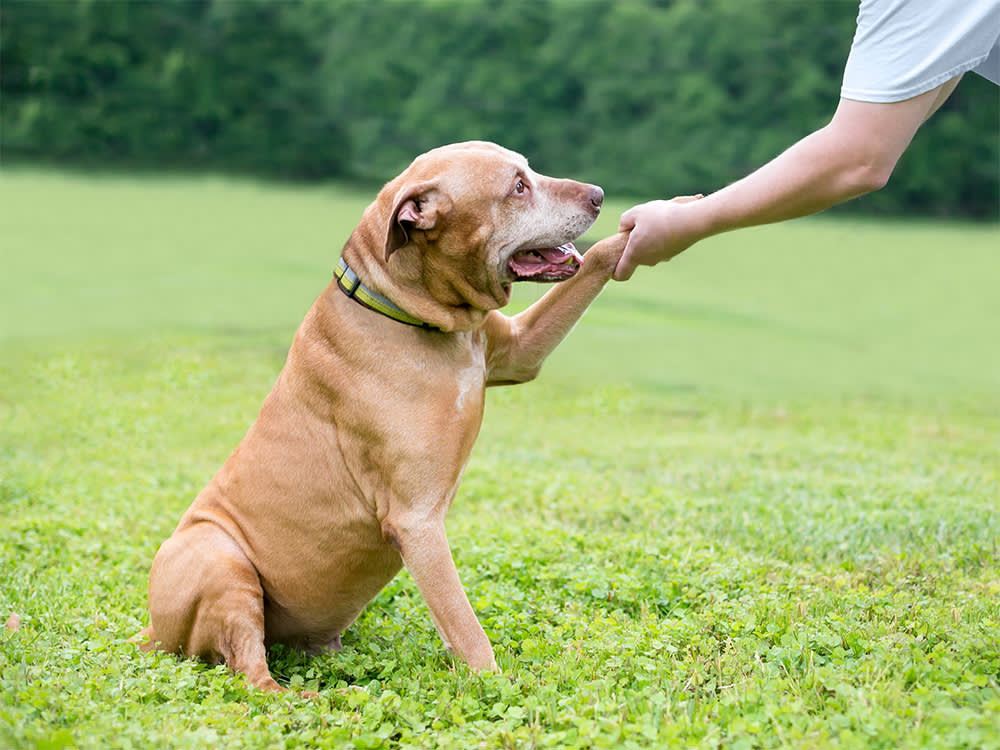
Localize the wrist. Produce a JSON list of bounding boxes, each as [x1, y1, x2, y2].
[[681, 196, 721, 244]]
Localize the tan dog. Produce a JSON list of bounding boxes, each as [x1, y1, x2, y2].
[[136, 141, 627, 691]]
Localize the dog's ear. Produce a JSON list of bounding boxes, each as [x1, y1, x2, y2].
[[384, 181, 449, 260]]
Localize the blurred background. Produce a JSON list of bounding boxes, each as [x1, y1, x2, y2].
[[2, 0, 998, 219]]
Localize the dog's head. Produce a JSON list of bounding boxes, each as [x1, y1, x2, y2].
[[344, 141, 603, 331]]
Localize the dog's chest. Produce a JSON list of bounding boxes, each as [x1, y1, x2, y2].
[[453, 359, 484, 415], [416, 332, 487, 435], [318, 328, 488, 498]]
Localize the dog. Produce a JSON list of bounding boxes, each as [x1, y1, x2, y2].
[[135, 141, 628, 691]]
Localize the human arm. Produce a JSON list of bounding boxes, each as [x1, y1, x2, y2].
[[614, 77, 962, 281]]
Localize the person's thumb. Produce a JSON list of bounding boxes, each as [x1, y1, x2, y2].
[[618, 207, 638, 233]]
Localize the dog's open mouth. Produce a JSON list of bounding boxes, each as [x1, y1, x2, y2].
[[507, 243, 584, 282]]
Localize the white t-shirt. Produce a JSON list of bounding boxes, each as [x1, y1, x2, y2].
[[841, 0, 1000, 102]]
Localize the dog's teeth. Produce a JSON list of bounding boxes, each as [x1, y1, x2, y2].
[[560, 244, 584, 264]]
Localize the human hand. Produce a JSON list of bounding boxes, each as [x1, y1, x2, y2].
[[613, 194, 705, 281]]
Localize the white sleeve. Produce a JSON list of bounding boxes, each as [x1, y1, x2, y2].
[[841, 0, 1000, 102]]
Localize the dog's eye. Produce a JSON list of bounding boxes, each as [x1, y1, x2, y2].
[[514, 179, 526, 195]]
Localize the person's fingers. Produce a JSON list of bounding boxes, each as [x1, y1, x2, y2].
[[613, 239, 638, 282], [613, 259, 635, 282]]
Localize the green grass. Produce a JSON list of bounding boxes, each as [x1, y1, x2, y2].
[[1, 169, 998, 749]]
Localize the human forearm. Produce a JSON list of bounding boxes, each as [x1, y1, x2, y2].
[[612, 125, 882, 281], [615, 91, 945, 281], [693, 121, 892, 236]]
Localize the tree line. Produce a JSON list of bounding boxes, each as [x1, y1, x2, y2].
[[2, 0, 997, 218]]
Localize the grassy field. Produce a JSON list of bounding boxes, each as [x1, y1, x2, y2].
[[1, 169, 998, 749]]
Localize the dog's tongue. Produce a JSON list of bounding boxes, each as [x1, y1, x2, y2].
[[508, 243, 584, 280], [540, 243, 584, 265]]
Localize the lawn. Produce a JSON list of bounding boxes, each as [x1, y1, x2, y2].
[[1, 169, 998, 749]]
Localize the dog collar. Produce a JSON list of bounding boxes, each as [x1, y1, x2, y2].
[[334, 259, 438, 330]]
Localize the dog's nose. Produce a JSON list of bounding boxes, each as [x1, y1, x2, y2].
[[588, 185, 604, 210]]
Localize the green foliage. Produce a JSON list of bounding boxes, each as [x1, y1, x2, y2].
[[0, 0, 349, 178], [2, 0, 997, 216], [2, 171, 999, 748]]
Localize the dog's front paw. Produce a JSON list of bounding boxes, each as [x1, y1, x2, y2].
[[584, 231, 630, 278]]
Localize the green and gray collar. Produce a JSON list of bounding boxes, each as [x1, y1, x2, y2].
[[334, 258, 438, 330]]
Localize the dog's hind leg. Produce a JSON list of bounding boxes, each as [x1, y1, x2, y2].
[[146, 521, 284, 692], [132, 625, 156, 651]]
